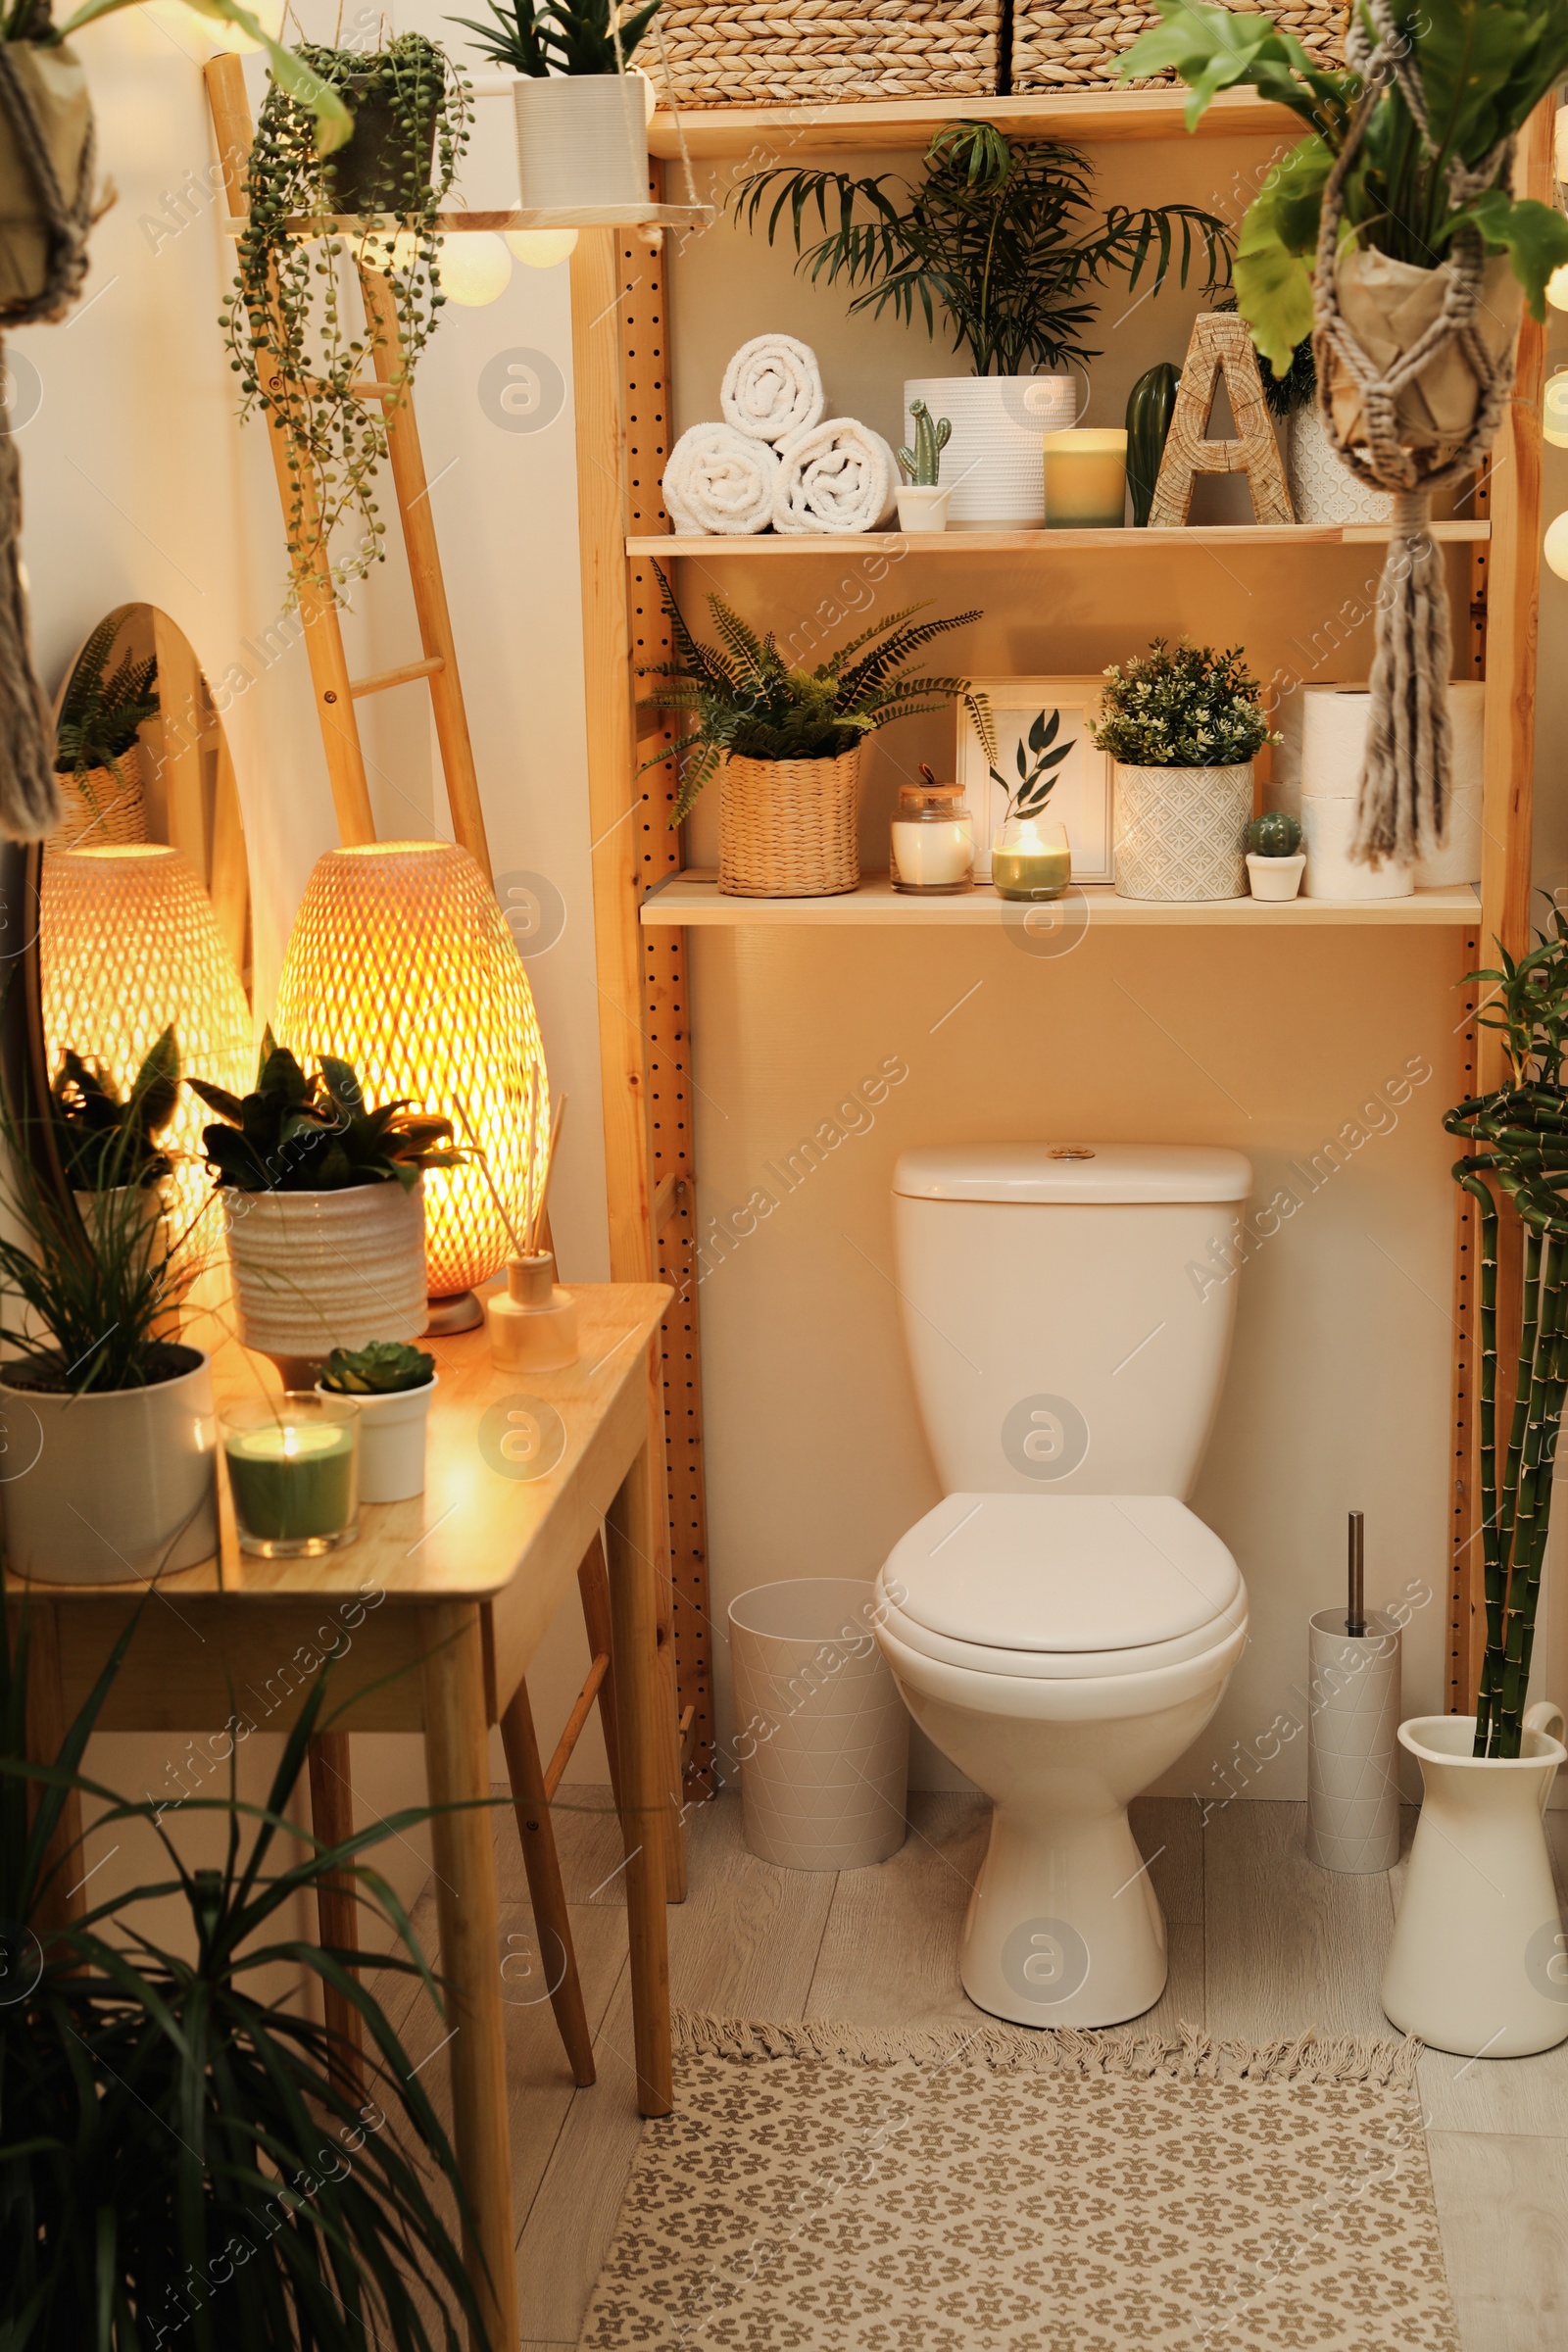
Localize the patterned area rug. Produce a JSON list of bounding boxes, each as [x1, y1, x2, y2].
[[578, 2012, 1460, 2351]]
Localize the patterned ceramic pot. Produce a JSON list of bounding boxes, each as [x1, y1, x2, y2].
[[1113, 763, 1252, 902], [222, 1179, 427, 1366], [1287, 405, 1392, 526]]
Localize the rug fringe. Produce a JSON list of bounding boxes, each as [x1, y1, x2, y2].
[[671, 2008, 1421, 2087]]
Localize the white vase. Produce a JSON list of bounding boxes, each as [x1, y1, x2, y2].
[[1113, 763, 1253, 903], [221, 1180, 427, 1366], [513, 75, 648, 213], [0, 1346, 218, 1584], [896, 484, 951, 533], [1245, 851, 1306, 903], [1287, 405, 1393, 526], [1382, 1706, 1568, 2056], [317, 1374, 436, 1503], [904, 374, 1078, 529]]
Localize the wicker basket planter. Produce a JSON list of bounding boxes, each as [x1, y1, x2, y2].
[[719, 748, 862, 898], [1010, 0, 1343, 93], [646, 0, 999, 108], [50, 743, 150, 851], [1113, 761, 1252, 902]]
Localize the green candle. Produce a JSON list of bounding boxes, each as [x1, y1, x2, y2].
[[222, 1397, 359, 1555], [992, 816, 1072, 902]]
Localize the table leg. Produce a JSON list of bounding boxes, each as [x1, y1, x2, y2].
[[498, 1677, 597, 2086], [605, 1446, 673, 2119], [420, 1602, 516, 2352], [306, 1731, 364, 2096]]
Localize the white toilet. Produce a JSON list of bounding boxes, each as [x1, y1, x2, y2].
[[873, 1143, 1253, 2029]]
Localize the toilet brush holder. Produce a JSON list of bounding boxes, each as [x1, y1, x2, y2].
[[486, 1252, 578, 1372], [1304, 1606, 1401, 1872]]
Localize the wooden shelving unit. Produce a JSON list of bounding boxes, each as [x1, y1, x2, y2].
[[641, 876, 1484, 928], [575, 95, 1550, 1764]]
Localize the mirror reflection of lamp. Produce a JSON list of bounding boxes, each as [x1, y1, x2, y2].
[[272, 840, 550, 1331]]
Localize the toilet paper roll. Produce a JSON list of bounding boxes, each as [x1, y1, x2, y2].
[[1302, 793, 1414, 899], [1305, 1608, 1401, 1874], [1413, 680, 1484, 887], [1300, 685, 1372, 800]]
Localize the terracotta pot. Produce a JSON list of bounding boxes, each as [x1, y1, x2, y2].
[[1112, 762, 1252, 903], [221, 1179, 427, 1366], [719, 747, 861, 898]]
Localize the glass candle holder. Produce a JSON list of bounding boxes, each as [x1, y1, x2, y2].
[[1042, 428, 1128, 529], [992, 815, 1071, 901], [890, 780, 973, 894], [222, 1392, 360, 1557]]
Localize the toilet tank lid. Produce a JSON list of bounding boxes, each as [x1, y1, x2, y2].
[[893, 1143, 1252, 1204]]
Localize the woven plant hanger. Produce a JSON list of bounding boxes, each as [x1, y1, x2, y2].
[[1310, 0, 1516, 869]]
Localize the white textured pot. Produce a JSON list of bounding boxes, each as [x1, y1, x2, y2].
[[895, 484, 951, 533], [904, 375, 1077, 529], [1383, 1707, 1568, 2056], [1113, 763, 1252, 903], [317, 1374, 436, 1503], [1246, 851, 1305, 903], [1286, 406, 1392, 526], [513, 75, 647, 213], [222, 1180, 427, 1364], [0, 1346, 218, 1584]]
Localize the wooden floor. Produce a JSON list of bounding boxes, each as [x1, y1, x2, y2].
[[376, 1788, 1568, 2351]]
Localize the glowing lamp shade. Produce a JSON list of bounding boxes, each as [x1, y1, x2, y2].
[[1547, 511, 1568, 581], [505, 228, 578, 269], [437, 234, 512, 307], [1546, 373, 1568, 449], [272, 842, 548, 1300], [1549, 264, 1568, 313], [40, 844, 253, 1188]]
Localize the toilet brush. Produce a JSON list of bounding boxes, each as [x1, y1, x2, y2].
[[1304, 1510, 1401, 1873]]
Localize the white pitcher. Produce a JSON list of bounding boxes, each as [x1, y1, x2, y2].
[[1382, 1703, 1568, 2056]]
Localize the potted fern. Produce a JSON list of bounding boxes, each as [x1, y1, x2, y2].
[[449, 0, 659, 213], [1090, 640, 1277, 904], [639, 569, 992, 898], [734, 122, 1232, 528], [50, 615, 156, 849], [193, 1034, 461, 1377]]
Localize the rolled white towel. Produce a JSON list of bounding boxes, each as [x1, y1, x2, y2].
[[662, 422, 781, 537], [720, 334, 825, 446], [773, 418, 899, 535]]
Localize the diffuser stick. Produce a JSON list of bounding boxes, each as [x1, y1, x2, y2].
[[1348, 1509, 1365, 1638], [528, 1093, 566, 1256], [452, 1091, 528, 1260]]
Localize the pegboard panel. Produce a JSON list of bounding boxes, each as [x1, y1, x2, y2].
[[1448, 929, 1480, 1714], [621, 186, 713, 1794]]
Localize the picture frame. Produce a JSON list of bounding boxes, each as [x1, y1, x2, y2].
[[956, 676, 1114, 883]]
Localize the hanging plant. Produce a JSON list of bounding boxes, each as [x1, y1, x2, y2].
[[221, 34, 472, 604]]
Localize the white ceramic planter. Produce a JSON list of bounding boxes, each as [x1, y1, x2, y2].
[[895, 484, 951, 533], [222, 1179, 427, 1365], [0, 1346, 218, 1583], [316, 1374, 436, 1503], [513, 75, 647, 213], [904, 374, 1078, 528], [1113, 763, 1252, 903], [1382, 1706, 1568, 2055], [1246, 851, 1306, 903]]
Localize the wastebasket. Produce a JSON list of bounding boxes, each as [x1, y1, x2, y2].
[[728, 1576, 908, 1870]]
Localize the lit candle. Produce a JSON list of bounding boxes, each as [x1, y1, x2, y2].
[[992, 816, 1071, 901], [222, 1395, 360, 1555], [1042, 429, 1128, 529]]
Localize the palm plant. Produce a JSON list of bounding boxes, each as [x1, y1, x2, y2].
[[447, 0, 660, 74], [0, 1607, 481, 2349], [53, 614, 158, 793], [1446, 900, 1568, 1757], [731, 121, 1234, 375], [638, 569, 994, 822]]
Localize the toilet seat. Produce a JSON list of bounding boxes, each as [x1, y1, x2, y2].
[[878, 1493, 1246, 1681]]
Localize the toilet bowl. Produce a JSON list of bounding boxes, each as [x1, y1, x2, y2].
[[875, 1143, 1253, 2029]]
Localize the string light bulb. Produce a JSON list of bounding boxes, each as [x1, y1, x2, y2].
[[505, 228, 579, 269], [1545, 512, 1568, 580], [437, 233, 512, 307], [1545, 372, 1568, 449]]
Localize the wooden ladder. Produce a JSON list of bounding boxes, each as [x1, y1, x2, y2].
[[202, 56, 686, 2089]]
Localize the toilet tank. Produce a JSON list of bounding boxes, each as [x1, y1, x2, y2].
[[892, 1144, 1252, 1499]]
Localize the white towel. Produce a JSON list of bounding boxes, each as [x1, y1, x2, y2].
[[662, 422, 781, 537], [721, 334, 825, 446], [773, 418, 899, 535]]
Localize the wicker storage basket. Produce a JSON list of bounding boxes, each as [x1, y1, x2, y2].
[[49, 745, 149, 851], [646, 0, 1000, 109], [718, 748, 861, 898], [1011, 0, 1344, 92]]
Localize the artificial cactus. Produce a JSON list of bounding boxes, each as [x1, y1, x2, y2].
[[1248, 810, 1302, 858], [899, 400, 953, 486]]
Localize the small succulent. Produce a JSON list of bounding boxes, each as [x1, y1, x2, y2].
[[320, 1341, 436, 1394], [192, 1031, 463, 1195], [52, 1026, 179, 1192], [1248, 810, 1303, 858], [899, 400, 952, 487]]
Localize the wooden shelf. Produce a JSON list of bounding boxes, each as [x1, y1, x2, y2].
[[629, 520, 1490, 559], [649, 84, 1295, 159], [640, 874, 1482, 928], [222, 205, 713, 236]]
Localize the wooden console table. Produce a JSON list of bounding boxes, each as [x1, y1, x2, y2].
[[9, 1281, 674, 2352]]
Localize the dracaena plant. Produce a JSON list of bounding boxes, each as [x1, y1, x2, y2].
[[637, 567, 995, 822], [0, 1606, 481, 2350], [447, 0, 660, 74], [192, 1032, 462, 1195], [731, 121, 1234, 375], [1122, 0, 1568, 373], [1446, 898, 1568, 1758]]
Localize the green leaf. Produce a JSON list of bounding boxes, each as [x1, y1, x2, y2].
[[1456, 190, 1568, 321], [58, 0, 355, 153]]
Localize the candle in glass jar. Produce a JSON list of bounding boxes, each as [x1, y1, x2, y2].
[[1042, 429, 1128, 529], [992, 815, 1071, 900], [890, 779, 973, 894], [222, 1394, 359, 1555]]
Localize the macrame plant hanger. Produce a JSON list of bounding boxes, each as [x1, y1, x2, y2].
[[1312, 0, 1517, 869]]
